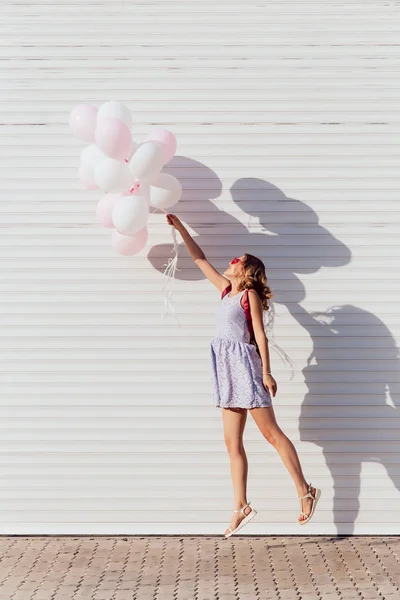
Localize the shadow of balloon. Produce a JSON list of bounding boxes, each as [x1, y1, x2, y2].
[[147, 155, 223, 278], [148, 158, 351, 290]]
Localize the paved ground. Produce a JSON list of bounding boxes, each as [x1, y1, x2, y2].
[[0, 535, 400, 599]]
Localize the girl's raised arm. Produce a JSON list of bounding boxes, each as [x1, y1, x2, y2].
[[166, 213, 230, 292]]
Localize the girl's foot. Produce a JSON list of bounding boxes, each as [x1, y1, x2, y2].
[[225, 504, 252, 536], [298, 483, 317, 523]]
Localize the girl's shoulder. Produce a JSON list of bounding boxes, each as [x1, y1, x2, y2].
[[245, 288, 262, 307]]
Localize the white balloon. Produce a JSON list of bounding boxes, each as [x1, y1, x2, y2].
[[112, 194, 149, 235], [128, 142, 164, 182], [137, 181, 151, 204], [78, 164, 98, 189], [94, 157, 134, 193], [97, 101, 132, 130], [150, 173, 182, 209], [126, 140, 139, 161], [80, 144, 105, 171]]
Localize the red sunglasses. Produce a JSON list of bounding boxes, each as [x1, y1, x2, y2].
[[230, 257, 242, 264]]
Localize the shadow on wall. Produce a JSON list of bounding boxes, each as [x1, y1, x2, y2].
[[148, 156, 400, 535]]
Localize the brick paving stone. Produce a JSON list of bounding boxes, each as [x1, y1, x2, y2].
[[0, 586, 17, 596], [362, 592, 383, 600], [74, 585, 98, 595], [7, 593, 33, 600], [32, 592, 60, 600], [2, 536, 400, 599], [94, 593, 121, 600]]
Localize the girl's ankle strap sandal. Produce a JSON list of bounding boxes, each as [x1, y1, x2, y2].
[[233, 502, 251, 515], [298, 482, 322, 525], [224, 502, 258, 538]]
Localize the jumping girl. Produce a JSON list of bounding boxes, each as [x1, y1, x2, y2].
[[166, 213, 321, 537]]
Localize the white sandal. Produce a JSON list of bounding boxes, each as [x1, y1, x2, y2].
[[298, 482, 321, 525], [224, 502, 257, 538]]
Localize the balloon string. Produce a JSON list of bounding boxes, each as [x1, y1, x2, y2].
[[263, 303, 296, 379], [151, 207, 181, 324]]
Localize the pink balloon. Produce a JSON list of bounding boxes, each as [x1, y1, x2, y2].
[[78, 165, 98, 189], [96, 193, 121, 228], [69, 104, 98, 143], [144, 128, 177, 164], [95, 118, 132, 161], [111, 227, 148, 256]]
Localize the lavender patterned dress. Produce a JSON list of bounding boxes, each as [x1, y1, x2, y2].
[[210, 289, 273, 409]]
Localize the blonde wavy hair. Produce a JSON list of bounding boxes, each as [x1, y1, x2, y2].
[[237, 253, 273, 311]]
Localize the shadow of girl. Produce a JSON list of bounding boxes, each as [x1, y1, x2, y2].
[[148, 165, 399, 533]]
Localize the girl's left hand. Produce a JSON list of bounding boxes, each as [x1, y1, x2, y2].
[[263, 374, 277, 397]]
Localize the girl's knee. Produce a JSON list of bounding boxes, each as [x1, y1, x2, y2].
[[224, 439, 245, 456], [265, 426, 284, 447]]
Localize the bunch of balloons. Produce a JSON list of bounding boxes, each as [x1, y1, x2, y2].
[[69, 100, 182, 256]]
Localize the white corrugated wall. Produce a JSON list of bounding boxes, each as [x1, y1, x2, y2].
[[1, 0, 399, 535]]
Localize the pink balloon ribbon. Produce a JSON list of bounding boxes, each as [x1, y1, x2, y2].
[[129, 180, 141, 194]]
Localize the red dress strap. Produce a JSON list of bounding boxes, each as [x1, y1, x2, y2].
[[242, 289, 255, 342], [221, 283, 232, 299], [243, 289, 261, 356]]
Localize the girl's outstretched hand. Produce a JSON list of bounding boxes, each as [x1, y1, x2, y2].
[[166, 213, 185, 233]]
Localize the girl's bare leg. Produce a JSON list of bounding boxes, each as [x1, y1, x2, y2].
[[249, 405, 315, 522], [221, 407, 253, 535]]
